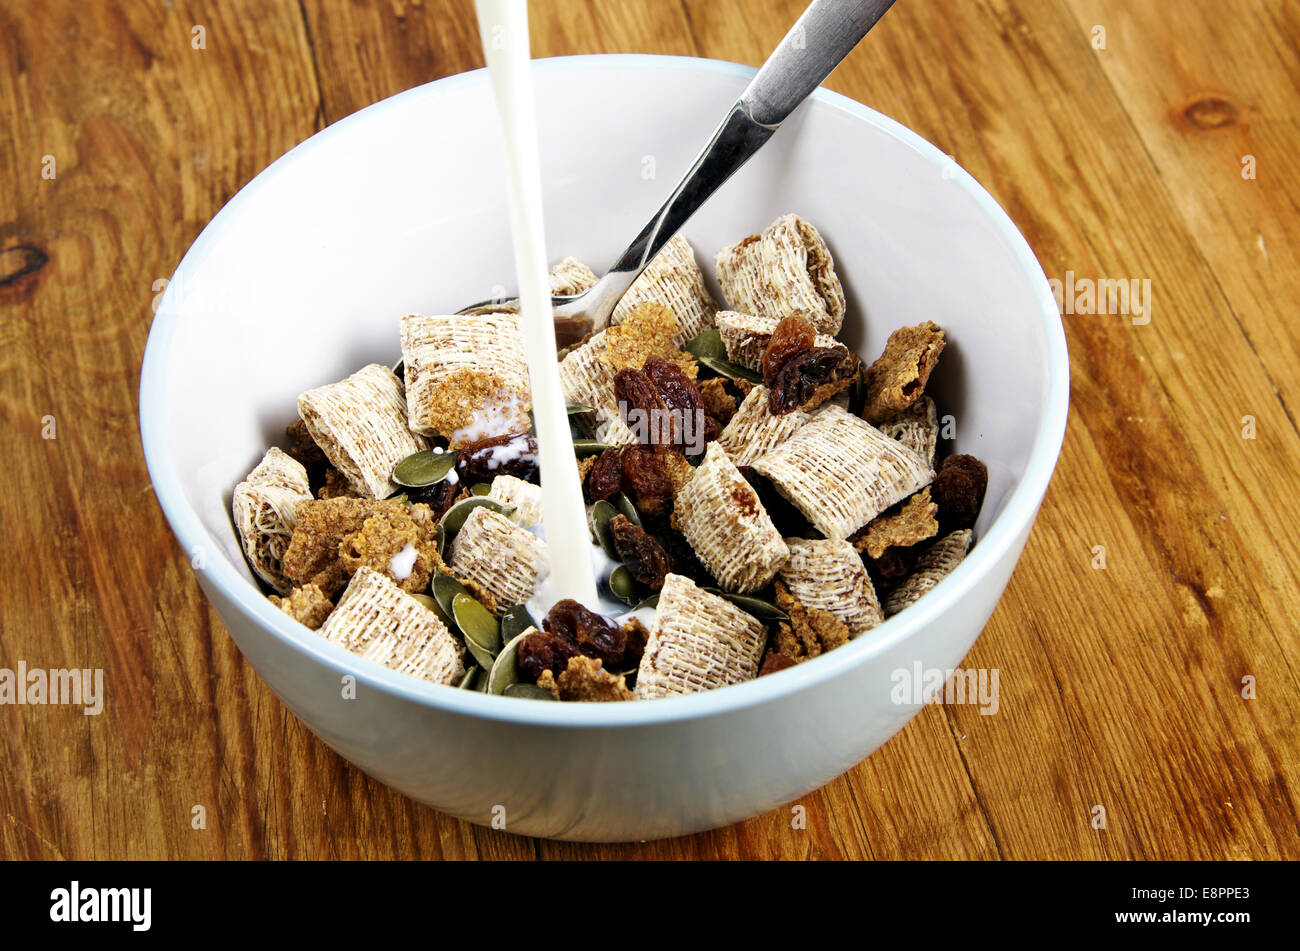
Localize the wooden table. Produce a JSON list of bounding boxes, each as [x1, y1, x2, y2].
[[2, 0, 1297, 860]]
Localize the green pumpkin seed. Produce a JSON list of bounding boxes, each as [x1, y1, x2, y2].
[[630, 592, 660, 612], [500, 604, 538, 643], [458, 667, 480, 690], [452, 593, 501, 655], [392, 449, 459, 488], [573, 438, 618, 456], [503, 682, 557, 701], [697, 355, 762, 384], [432, 572, 474, 619], [591, 499, 620, 559], [488, 630, 532, 695], [440, 497, 515, 539], [705, 588, 789, 621], [685, 327, 727, 361], [607, 566, 646, 607], [470, 482, 492, 497], [434, 521, 446, 557], [613, 492, 641, 528], [567, 402, 597, 415], [411, 591, 454, 627]]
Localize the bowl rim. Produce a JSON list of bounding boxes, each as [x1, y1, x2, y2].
[[139, 52, 1069, 729]]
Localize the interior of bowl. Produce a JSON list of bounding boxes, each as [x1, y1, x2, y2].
[[140, 54, 1067, 719]]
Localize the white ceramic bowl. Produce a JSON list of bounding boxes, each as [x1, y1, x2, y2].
[[139, 55, 1068, 842]]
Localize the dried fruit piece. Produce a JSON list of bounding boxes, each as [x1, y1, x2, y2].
[[644, 355, 708, 454], [403, 479, 462, 519], [761, 314, 818, 384], [931, 454, 988, 531], [456, 433, 539, 484], [862, 322, 946, 423], [610, 513, 672, 590], [586, 448, 624, 502], [769, 346, 848, 414], [543, 599, 628, 668], [518, 629, 581, 681], [620, 445, 673, 514], [615, 366, 671, 447]]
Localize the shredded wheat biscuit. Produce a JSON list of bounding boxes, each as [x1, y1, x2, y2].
[[297, 364, 428, 499], [400, 312, 531, 442], [232, 447, 314, 594], [778, 538, 883, 639], [862, 322, 946, 424], [673, 442, 789, 593], [716, 385, 810, 466], [877, 395, 939, 468], [633, 573, 766, 699], [883, 529, 973, 616], [753, 403, 933, 539], [715, 310, 840, 372], [548, 257, 599, 296], [714, 215, 846, 335], [447, 506, 549, 615], [318, 567, 465, 685], [610, 235, 718, 343], [487, 474, 544, 527]]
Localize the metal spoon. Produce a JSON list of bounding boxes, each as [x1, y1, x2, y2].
[[457, 0, 898, 349]]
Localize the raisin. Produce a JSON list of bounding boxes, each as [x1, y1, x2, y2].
[[621, 618, 648, 667], [517, 630, 580, 681], [642, 514, 717, 588], [403, 478, 462, 519], [544, 599, 627, 667], [456, 433, 539, 484], [586, 448, 624, 502], [761, 314, 817, 385], [644, 356, 707, 454], [931, 454, 988, 531], [769, 347, 845, 414], [614, 368, 670, 448], [621, 445, 672, 508], [610, 514, 672, 590]]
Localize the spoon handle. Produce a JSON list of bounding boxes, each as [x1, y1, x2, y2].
[[575, 0, 897, 329]]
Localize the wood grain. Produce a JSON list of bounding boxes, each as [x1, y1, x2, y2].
[[1, 0, 1297, 860]]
